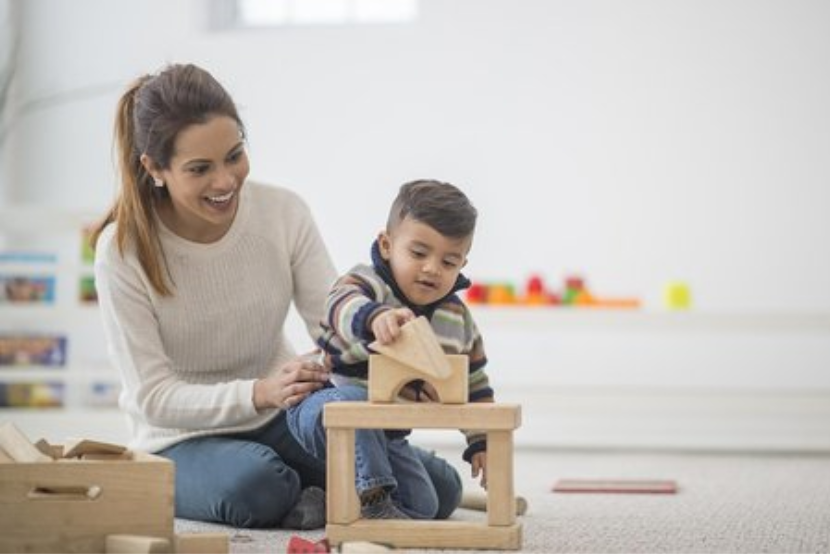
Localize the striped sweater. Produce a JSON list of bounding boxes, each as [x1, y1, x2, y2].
[[317, 241, 494, 461]]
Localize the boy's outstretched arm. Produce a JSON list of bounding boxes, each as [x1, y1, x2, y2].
[[324, 273, 388, 343]]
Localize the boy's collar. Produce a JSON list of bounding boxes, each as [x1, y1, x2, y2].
[[370, 239, 471, 316]]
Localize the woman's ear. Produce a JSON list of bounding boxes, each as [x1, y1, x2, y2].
[[377, 231, 392, 260], [139, 154, 162, 182]]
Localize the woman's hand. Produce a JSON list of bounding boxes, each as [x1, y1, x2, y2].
[[253, 350, 330, 411], [371, 307, 415, 344]]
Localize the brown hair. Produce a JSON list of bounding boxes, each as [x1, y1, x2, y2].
[[90, 63, 245, 296], [387, 179, 477, 239]]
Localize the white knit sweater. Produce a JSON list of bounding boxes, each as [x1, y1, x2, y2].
[[94, 183, 336, 453]]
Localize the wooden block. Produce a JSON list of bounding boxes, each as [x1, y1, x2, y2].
[[460, 491, 528, 516], [485, 430, 515, 526], [0, 422, 52, 462], [81, 452, 133, 461], [174, 532, 229, 553], [368, 354, 468, 404], [324, 402, 521, 431], [552, 479, 678, 494], [63, 438, 127, 459], [327, 428, 359, 524], [286, 536, 330, 553], [105, 534, 171, 553], [33, 439, 64, 459], [369, 316, 451, 379], [339, 540, 395, 553], [327, 520, 522, 550]]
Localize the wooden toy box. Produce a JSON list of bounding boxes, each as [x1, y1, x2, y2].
[[0, 450, 174, 553]]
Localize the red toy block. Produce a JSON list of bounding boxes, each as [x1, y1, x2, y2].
[[287, 535, 331, 553]]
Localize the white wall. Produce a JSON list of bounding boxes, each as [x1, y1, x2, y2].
[[5, 0, 830, 313]]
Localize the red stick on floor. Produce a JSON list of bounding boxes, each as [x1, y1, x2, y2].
[[552, 479, 678, 494]]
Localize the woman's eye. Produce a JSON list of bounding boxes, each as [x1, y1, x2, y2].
[[189, 165, 209, 175]]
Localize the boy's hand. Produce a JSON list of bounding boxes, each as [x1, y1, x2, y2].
[[371, 307, 416, 344], [471, 451, 488, 489]]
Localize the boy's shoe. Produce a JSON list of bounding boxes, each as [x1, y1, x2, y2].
[[281, 486, 326, 530], [360, 489, 411, 520]]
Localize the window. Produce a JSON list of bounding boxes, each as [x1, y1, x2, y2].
[[223, 0, 418, 28]]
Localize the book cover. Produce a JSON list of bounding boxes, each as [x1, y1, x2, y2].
[[0, 335, 68, 366], [0, 381, 65, 408], [0, 274, 57, 304]]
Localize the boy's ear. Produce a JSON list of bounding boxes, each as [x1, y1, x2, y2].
[[377, 231, 392, 260]]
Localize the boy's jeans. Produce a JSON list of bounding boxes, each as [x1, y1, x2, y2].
[[287, 384, 452, 519]]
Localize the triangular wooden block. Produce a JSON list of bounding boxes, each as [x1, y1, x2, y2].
[[369, 316, 452, 379], [62, 438, 126, 459]]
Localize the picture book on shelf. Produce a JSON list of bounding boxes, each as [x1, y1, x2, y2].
[[85, 381, 120, 408], [0, 274, 57, 304], [0, 335, 67, 366], [79, 275, 98, 303], [0, 381, 65, 408]]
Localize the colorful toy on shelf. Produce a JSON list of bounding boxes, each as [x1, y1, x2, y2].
[[663, 281, 692, 310], [487, 282, 517, 305], [524, 274, 558, 305], [465, 282, 488, 304], [466, 273, 641, 309]]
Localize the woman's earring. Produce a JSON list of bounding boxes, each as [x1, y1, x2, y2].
[[153, 177, 164, 188]]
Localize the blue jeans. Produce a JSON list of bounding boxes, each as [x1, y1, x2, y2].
[[157, 407, 461, 528], [286, 385, 462, 520]]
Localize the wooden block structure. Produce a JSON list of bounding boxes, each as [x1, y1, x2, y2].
[[324, 402, 522, 550], [325, 316, 523, 549]]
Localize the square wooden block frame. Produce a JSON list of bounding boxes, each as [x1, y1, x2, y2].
[[324, 402, 522, 550]]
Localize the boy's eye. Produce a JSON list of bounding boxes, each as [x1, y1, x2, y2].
[[442, 260, 458, 268], [410, 250, 426, 258]]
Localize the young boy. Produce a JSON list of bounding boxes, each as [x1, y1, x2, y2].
[[287, 179, 494, 520]]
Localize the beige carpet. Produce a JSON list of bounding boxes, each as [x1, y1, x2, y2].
[[175, 447, 830, 553]]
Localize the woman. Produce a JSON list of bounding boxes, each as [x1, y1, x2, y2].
[[91, 63, 462, 529]]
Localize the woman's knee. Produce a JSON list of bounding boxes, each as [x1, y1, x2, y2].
[[168, 439, 302, 528], [223, 451, 302, 527]]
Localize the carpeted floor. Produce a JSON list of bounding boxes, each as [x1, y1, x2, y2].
[[175, 447, 830, 553]]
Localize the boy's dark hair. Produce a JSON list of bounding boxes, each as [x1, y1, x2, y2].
[[387, 179, 477, 239]]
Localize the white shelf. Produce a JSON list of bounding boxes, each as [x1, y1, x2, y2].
[[0, 206, 101, 234], [469, 306, 830, 332], [2, 204, 115, 428]]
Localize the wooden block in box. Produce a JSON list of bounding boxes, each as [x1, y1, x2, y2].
[[0, 450, 174, 553]]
